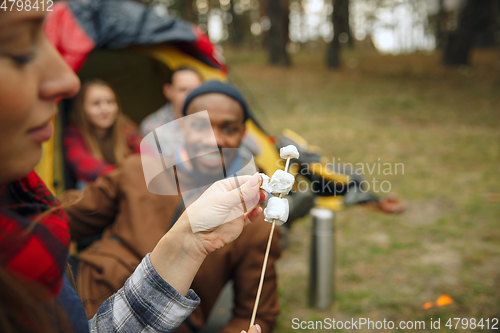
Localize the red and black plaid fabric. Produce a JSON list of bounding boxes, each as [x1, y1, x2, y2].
[[63, 125, 142, 182], [63, 125, 116, 182], [0, 171, 70, 298]]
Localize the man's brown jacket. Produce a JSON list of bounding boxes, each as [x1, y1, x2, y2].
[[64, 155, 281, 333]]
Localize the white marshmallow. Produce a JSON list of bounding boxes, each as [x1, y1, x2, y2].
[[260, 170, 295, 195], [260, 173, 273, 193], [264, 197, 289, 226], [280, 145, 300, 160], [269, 170, 295, 195]]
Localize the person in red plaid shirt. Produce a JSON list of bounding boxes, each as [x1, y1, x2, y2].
[[63, 79, 142, 185], [0, 7, 264, 333]]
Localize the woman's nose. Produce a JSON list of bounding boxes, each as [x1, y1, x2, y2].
[[38, 37, 80, 101]]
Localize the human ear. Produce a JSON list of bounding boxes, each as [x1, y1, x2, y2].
[[162, 83, 172, 100]]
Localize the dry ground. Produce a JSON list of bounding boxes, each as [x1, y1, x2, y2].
[[224, 46, 500, 332]]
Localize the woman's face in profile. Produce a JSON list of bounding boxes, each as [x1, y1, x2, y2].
[[0, 9, 79, 184], [83, 84, 119, 131]]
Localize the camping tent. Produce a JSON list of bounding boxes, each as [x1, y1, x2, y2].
[[39, 0, 230, 193], [38, 0, 353, 211]]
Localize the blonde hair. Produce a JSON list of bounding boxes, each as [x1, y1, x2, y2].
[[73, 79, 130, 165]]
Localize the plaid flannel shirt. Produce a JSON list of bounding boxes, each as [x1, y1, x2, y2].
[[1, 172, 200, 332], [90, 253, 200, 333], [63, 124, 142, 182]]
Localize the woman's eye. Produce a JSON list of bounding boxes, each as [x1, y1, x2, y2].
[[10, 52, 36, 66]]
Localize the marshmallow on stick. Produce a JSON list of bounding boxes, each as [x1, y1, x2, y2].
[[280, 145, 299, 160], [259, 145, 299, 224], [260, 173, 272, 193], [263, 197, 289, 226], [249, 145, 299, 329], [260, 170, 294, 196]]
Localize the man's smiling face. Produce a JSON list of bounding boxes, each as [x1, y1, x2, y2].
[[184, 93, 246, 175]]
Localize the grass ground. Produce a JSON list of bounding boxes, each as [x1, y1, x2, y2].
[[224, 47, 500, 332]]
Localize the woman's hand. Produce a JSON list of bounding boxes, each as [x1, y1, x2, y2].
[[242, 324, 262, 333], [179, 172, 267, 259], [150, 173, 267, 295]]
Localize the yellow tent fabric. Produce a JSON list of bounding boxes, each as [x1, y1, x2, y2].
[[34, 119, 55, 194], [137, 44, 228, 82], [244, 119, 281, 176]]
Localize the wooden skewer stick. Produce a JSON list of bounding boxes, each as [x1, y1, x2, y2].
[[249, 219, 276, 328], [249, 156, 291, 329]]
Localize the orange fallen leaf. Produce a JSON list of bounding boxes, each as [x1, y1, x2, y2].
[[422, 302, 434, 310], [423, 294, 454, 309], [436, 294, 453, 306]]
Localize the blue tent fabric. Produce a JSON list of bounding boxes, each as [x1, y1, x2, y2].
[[68, 0, 197, 49]]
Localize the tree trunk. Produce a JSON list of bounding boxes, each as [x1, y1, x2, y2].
[[283, 0, 290, 50], [475, 0, 497, 47], [343, 0, 353, 48], [436, 0, 445, 48], [327, 0, 349, 68], [443, 0, 492, 66], [228, 0, 243, 47], [267, 0, 291, 66], [175, 0, 196, 23]]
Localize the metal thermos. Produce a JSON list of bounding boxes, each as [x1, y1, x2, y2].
[[308, 208, 335, 310]]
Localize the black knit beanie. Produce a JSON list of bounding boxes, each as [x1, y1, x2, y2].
[[181, 80, 250, 122]]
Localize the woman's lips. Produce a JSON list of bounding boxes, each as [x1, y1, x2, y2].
[[27, 121, 53, 143]]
